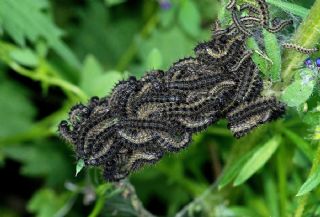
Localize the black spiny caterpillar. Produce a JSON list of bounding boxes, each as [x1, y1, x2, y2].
[[59, 0, 294, 181]]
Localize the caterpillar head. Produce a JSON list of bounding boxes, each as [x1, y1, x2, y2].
[[58, 96, 116, 163]]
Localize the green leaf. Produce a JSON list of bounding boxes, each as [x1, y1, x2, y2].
[[0, 77, 35, 138], [146, 48, 163, 70], [0, 0, 80, 69], [234, 135, 281, 186], [178, 0, 201, 37], [263, 30, 281, 81], [297, 167, 320, 196], [2, 141, 73, 186], [76, 159, 85, 176], [10, 48, 38, 67], [247, 38, 270, 75], [264, 173, 280, 217], [218, 147, 258, 189], [138, 27, 194, 71], [72, 1, 139, 69], [160, 6, 176, 28], [303, 111, 320, 126], [27, 188, 70, 217], [281, 0, 320, 84], [281, 128, 314, 161], [104, 0, 126, 6], [80, 55, 122, 97], [281, 75, 315, 107], [266, 0, 309, 18]]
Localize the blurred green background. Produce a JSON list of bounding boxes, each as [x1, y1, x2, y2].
[[0, 0, 320, 216]]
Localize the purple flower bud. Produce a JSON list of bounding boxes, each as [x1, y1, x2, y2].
[[304, 57, 313, 68], [159, 0, 172, 10], [316, 58, 320, 68]]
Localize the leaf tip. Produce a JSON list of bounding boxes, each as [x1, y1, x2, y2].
[[76, 159, 85, 177]]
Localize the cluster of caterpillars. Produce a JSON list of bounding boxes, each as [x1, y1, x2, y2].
[[58, 0, 310, 181]]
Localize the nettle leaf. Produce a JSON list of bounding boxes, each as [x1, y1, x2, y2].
[[263, 30, 281, 81], [2, 140, 74, 186], [10, 48, 39, 67], [281, 74, 315, 107], [27, 188, 70, 217], [297, 167, 320, 196], [80, 55, 122, 97], [146, 48, 163, 70], [178, 0, 201, 37], [72, 0, 139, 68], [0, 0, 80, 69], [234, 135, 282, 186], [0, 77, 35, 138]]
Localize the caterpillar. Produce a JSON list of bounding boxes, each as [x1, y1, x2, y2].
[[58, 0, 310, 182], [283, 43, 319, 54]]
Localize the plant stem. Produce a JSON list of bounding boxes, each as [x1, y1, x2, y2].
[[279, 0, 320, 86], [10, 62, 87, 101]]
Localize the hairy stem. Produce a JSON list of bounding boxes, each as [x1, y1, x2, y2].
[[280, 0, 320, 86]]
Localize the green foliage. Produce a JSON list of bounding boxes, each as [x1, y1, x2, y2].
[[0, 0, 320, 216], [263, 30, 281, 81], [266, 0, 309, 18], [0, 0, 80, 69], [76, 159, 85, 177], [178, 0, 201, 37], [2, 140, 74, 186], [234, 135, 281, 186], [27, 188, 70, 217], [80, 55, 122, 97], [0, 75, 35, 137], [281, 72, 316, 107], [297, 167, 320, 196]]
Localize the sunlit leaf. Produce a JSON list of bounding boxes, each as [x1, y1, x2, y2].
[[218, 147, 258, 189], [104, 0, 126, 6], [10, 48, 38, 67], [76, 159, 85, 177], [281, 74, 315, 107], [178, 0, 201, 37], [297, 167, 320, 196], [0, 0, 80, 69], [234, 135, 281, 186], [247, 38, 270, 75], [80, 55, 123, 97], [263, 30, 281, 81], [146, 48, 163, 70]]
